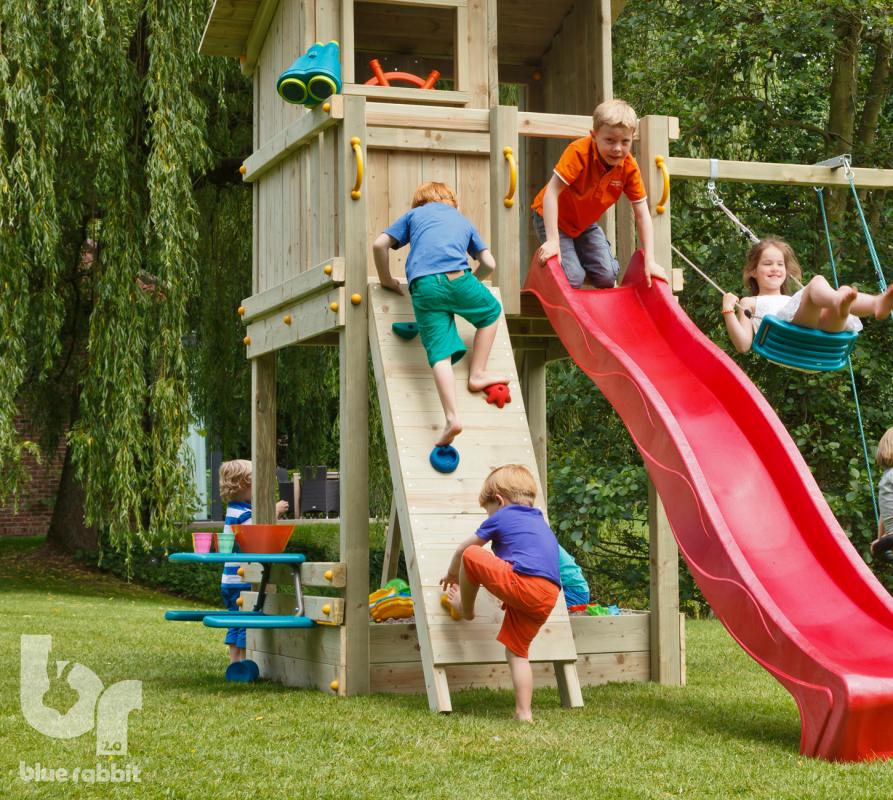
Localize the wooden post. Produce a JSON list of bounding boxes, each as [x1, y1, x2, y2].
[[592, 0, 616, 260], [251, 353, 277, 524], [648, 480, 681, 684], [381, 499, 401, 587], [490, 106, 520, 314], [338, 94, 370, 695], [520, 350, 548, 504], [638, 114, 682, 685]]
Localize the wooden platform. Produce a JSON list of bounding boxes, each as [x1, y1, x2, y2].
[[367, 282, 582, 711], [247, 611, 663, 694]]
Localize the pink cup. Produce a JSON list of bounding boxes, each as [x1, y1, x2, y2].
[[192, 532, 213, 553]]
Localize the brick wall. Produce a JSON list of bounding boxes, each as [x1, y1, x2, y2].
[[0, 416, 67, 537]]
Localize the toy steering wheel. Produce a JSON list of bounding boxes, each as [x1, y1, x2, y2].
[[365, 58, 440, 89]]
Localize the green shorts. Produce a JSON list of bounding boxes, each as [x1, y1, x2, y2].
[[409, 271, 502, 367]]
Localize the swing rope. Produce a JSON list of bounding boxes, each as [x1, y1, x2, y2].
[[815, 182, 879, 526], [707, 159, 761, 245]]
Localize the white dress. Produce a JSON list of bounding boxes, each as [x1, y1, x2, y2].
[[751, 291, 863, 333]]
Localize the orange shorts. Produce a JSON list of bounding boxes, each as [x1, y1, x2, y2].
[[462, 546, 559, 658]]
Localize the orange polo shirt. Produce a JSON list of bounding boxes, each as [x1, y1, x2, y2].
[[532, 136, 647, 238]]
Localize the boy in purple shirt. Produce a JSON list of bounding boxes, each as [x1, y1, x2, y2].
[[440, 464, 560, 721]]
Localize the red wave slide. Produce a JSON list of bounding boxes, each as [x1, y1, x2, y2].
[[524, 251, 893, 761]]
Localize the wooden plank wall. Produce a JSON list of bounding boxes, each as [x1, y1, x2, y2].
[[254, 0, 342, 293], [364, 151, 491, 281]]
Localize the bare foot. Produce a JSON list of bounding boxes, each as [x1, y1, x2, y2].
[[435, 417, 462, 446], [440, 591, 462, 621], [834, 285, 858, 320], [468, 373, 510, 393], [875, 285, 893, 320], [448, 584, 473, 620], [513, 713, 533, 723]]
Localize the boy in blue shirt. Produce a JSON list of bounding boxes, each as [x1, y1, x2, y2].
[[373, 181, 508, 448], [440, 464, 561, 721], [218, 459, 289, 664]]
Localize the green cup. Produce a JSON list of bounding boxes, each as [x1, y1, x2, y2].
[[217, 531, 235, 554]]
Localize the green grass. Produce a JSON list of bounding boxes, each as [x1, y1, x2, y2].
[[2, 537, 891, 799]]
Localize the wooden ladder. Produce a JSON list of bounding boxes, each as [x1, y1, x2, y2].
[[368, 282, 583, 712]]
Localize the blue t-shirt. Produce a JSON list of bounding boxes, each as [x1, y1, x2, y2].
[[221, 501, 252, 588], [475, 505, 560, 586], [383, 202, 487, 285]]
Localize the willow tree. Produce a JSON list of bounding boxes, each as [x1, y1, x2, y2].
[[0, 0, 245, 554]]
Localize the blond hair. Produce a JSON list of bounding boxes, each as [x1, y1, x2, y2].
[[411, 181, 458, 209], [478, 464, 538, 507], [592, 99, 638, 133], [743, 237, 803, 296], [219, 459, 252, 504], [877, 428, 893, 469]]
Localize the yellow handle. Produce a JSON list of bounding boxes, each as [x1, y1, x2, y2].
[[655, 155, 670, 214], [503, 146, 517, 208], [350, 137, 364, 200]]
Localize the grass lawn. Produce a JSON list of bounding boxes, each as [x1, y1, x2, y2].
[[2, 537, 891, 799]]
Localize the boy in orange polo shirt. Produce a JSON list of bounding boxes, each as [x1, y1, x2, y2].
[[532, 98, 666, 288]]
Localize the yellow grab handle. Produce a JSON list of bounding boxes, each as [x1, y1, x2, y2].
[[503, 146, 517, 208], [350, 137, 364, 200], [655, 155, 670, 214]]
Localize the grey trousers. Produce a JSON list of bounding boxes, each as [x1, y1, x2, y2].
[[532, 211, 620, 288]]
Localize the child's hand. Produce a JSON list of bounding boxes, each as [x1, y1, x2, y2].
[[722, 292, 739, 314], [439, 572, 458, 591], [275, 500, 289, 518], [381, 278, 405, 296], [644, 259, 667, 288], [537, 240, 561, 266]]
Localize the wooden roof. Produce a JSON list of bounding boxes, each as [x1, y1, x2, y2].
[[200, 0, 626, 67]]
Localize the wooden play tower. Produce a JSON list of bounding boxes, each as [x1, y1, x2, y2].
[[198, 0, 687, 709]]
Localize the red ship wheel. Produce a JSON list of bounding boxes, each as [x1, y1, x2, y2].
[[364, 58, 440, 89]]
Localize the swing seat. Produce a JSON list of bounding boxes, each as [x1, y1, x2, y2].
[[752, 316, 858, 373]]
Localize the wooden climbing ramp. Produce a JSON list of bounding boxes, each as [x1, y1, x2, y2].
[[368, 281, 583, 712]]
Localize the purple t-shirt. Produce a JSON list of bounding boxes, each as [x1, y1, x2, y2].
[[475, 505, 560, 586]]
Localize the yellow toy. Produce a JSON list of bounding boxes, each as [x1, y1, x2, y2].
[[369, 580, 414, 622]]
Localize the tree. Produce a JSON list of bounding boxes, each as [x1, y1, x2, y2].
[[0, 0, 243, 555]]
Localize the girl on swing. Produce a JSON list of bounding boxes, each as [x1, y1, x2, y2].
[[721, 237, 893, 353]]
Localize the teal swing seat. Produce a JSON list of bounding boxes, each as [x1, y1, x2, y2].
[[751, 315, 858, 373]]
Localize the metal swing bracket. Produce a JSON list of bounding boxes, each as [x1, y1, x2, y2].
[[814, 153, 852, 171]]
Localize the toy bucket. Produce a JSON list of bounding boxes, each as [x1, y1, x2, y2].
[[192, 532, 213, 553], [216, 531, 236, 554]]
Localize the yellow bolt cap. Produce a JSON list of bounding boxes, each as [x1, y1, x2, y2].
[[239, 165, 247, 175], [323, 569, 333, 581], [350, 293, 362, 306], [243, 336, 251, 346], [323, 102, 331, 112], [283, 314, 292, 325], [323, 264, 333, 275], [329, 680, 339, 691], [237, 305, 246, 316], [329, 302, 339, 312], [236, 597, 244, 607], [322, 604, 331, 615], [237, 567, 244, 576]]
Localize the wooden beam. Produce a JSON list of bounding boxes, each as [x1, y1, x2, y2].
[[339, 95, 371, 696], [365, 102, 490, 131], [245, 287, 345, 358], [251, 353, 277, 524], [666, 156, 893, 189], [519, 349, 547, 503], [635, 115, 672, 281], [381, 500, 402, 587], [343, 85, 470, 106], [367, 127, 490, 154], [240, 258, 345, 322], [648, 480, 682, 685], [490, 106, 520, 314], [518, 111, 592, 139], [242, 98, 344, 183], [243, 0, 281, 76]]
